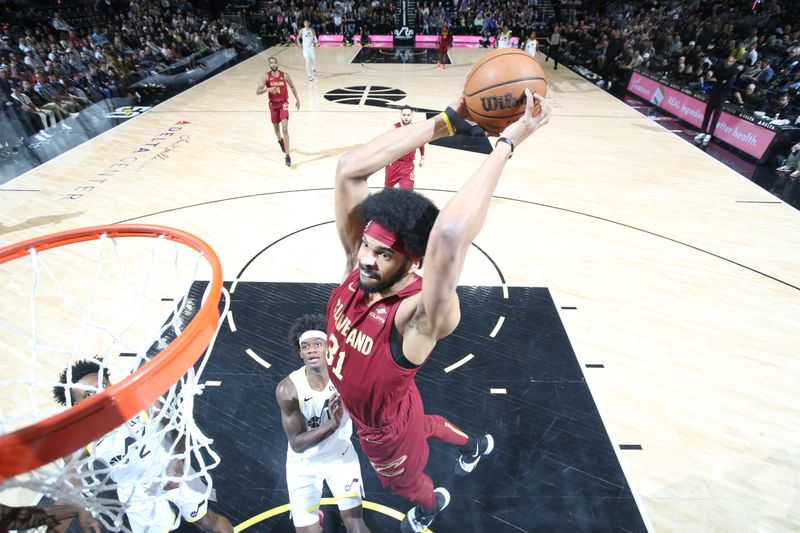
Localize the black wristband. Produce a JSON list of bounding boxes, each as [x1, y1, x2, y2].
[[442, 106, 487, 137], [495, 137, 514, 157]]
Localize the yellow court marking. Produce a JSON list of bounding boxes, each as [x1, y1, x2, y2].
[[234, 498, 432, 532], [245, 348, 272, 369], [489, 316, 505, 338], [443, 353, 474, 373]]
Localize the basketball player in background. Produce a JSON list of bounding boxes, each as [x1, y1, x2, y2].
[[276, 314, 370, 533], [300, 20, 318, 81], [495, 25, 512, 48], [384, 105, 424, 189], [548, 25, 561, 70], [523, 30, 539, 58], [257, 56, 300, 167], [53, 360, 235, 533], [326, 87, 550, 532], [436, 24, 452, 69]]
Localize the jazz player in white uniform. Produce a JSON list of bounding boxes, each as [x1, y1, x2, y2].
[[54, 360, 234, 533], [276, 315, 369, 533], [495, 25, 512, 49], [523, 30, 538, 58], [300, 20, 318, 81]]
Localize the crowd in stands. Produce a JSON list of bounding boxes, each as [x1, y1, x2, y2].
[[257, 0, 399, 42], [1, 0, 249, 146], [558, 0, 800, 123]]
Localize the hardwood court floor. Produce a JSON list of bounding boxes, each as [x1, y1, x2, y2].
[[1, 46, 800, 532]]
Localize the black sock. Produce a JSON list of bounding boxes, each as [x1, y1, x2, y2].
[[460, 435, 477, 456]]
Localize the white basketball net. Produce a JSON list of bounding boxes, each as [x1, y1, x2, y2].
[[0, 231, 230, 532]]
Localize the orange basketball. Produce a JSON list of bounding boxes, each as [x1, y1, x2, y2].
[[464, 49, 548, 135]]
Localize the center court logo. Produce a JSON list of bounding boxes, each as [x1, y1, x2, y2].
[[324, 86, 406, 106]]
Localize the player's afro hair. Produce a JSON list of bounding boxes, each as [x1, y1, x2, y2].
[[53, 359, 107, 406], [287, 313, 328, 353], [358, 188, 440, 258]]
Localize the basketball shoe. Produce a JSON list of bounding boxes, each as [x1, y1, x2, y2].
[[285, 155, 291, 167], [400, 487, 450, 533], [455, 434, 494, 476], [278, 138, 285, 153]]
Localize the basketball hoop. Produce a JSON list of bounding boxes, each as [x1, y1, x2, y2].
[[0, 224, 229, 531]]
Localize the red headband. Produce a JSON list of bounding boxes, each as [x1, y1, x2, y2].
[[363, 220, 418, 260]]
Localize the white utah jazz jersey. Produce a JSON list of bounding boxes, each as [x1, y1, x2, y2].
[[525, 39, 538, 56], [287, 367, 352, 461], [301, 28, 315, 49], [496, 32, 511, 48], [87, 412, 169, 486]]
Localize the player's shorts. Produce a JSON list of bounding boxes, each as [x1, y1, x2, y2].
[[303, 46, 315, 60], [356, 387, 429, 494], [118, 473, 210, 532], [269, 102, 290, 124], [286, 443, 364, 527], [385, 161, 415, 189]]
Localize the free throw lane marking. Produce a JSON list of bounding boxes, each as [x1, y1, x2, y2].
[[490, 388, 507, 395], [234, 498, 417, 532], [226, 310, 237, 332]]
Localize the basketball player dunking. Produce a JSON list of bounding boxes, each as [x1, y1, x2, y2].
[[384, 105, 424, 190], [436, 25, 452, 69], [325, 87, 550, 532], [256, 56, 300, 167]]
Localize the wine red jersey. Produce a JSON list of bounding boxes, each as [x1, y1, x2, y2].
[[326, 268, 423, 429], [393, 122, 424, 163], [266, 70, 288, 107]]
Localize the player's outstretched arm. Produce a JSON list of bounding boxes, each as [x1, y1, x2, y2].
[[418, 90, 550, 342], [276, 379, 342, 454], [1, 503, 100, 533]]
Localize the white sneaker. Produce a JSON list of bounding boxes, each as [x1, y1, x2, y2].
[[39, 131, 52, 139], [69, 112, 80, 118], [703, 134, 711, 145], [61, 123, 73, 131], [596, 80, 605, 87], [694, 132, 705, 142], [34, 133, 47, 141]]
